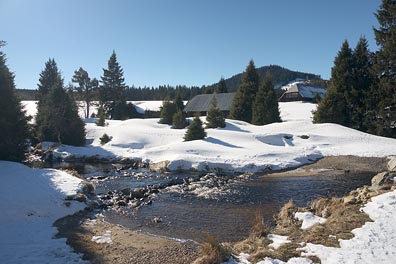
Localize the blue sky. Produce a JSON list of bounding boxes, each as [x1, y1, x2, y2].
[[0, 0, 381, 89]]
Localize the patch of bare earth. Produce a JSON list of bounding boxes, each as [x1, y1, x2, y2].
[[55, 212, 198, 264]]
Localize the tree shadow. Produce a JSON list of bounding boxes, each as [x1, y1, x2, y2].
[[205, 137, 242, 149]]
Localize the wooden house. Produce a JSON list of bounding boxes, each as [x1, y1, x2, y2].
[[278, 83, 326, 102], [183, 92, 236, 116]]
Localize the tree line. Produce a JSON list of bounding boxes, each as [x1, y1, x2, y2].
[[314, 0, 396, 138]]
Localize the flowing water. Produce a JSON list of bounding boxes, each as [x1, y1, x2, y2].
[[41, 162, 374, 242]]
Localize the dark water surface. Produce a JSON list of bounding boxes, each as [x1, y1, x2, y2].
[[40, 162, 374, 242]]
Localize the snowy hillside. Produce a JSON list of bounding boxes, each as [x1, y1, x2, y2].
[[0, 161, 87, 263], [39, 101, 396, 173]]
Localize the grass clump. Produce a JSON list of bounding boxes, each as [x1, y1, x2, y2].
[[193, 235, 231, 264]]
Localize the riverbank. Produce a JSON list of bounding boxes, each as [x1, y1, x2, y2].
[[266, 156, 387, 178], [55, 212, 198, 264], [51, 156, 392, 263], [225, 156, 396, 264]]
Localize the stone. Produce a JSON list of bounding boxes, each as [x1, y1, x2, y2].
[[371, 172, 391, 187], [388, 156, 396, 172], [149, 160, 170, 173], [343, 195, 357, 204], [74, 193, 87, 202], [152, 217, 162, 223]]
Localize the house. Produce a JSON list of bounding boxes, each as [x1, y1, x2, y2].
[[183, 92, 236, 116], [278, 83, 326, 102]]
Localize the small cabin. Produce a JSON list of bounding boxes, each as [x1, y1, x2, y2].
[[183, 93, 236, 117], [278, 83, 326, 102]]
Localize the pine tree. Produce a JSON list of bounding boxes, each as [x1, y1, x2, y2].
[[215, 77, 228, 93], [372, 0, 396, 137], [206, 98, 226, 128], [252, 74, 281, 125], [172, 110, 186, 129], [0, 42, 30, 161], [159, 100, 177, 125], [184, 115, 207, 141], [314, 41, 354, 126], [100, 51, 128, 119], [72, 67, 98, 118], [35, 59, 86, 146], [229, 60, 260, 122]]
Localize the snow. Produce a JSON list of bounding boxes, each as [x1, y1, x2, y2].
[[301, 189, 396, 264], [294, 212, 326, 229], [92, 230, 112, 244], [50, 103, 396, 173], [225, 253, 312, 264], [267, 234, 291, 249], [0, 161, 87, 263], [278, 102, 316, 121]]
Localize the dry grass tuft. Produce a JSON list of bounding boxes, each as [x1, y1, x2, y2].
[[193, 235, 231, 264], [274, 200, 299, 229], [308, 197, 341, 218], [250, 209, 271, 239], [248, 242, 301, 263]]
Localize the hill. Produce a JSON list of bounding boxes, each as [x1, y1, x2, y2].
[[209, 65, 322, 92]]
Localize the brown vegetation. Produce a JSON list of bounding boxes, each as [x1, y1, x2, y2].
[[193, 235, 231, 264]]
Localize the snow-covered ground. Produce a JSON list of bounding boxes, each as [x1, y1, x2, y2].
[[0, 161, 87, 263], [22, 100, 396, 173], [46, 101, 396, 173]]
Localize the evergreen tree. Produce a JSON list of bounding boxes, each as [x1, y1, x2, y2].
[[184, 115, 207, 141], [159, 100, 177, 125], [35, 59, 86, 146], [215, 77, 228, 93], [314, 41, 354, 126], [229, 60, 260, 122], [174, 92, 184, 111], [351, 37, 373, 131], [172, 110, 186, 129], [72, 67, 98, 118], [96, 106, 106, 126], [252, 74, 281, 125], [372, 0, 396, 137], [0, 42, 30, 161], [100, 51, 128, 119], [206, 98, 226, 128]]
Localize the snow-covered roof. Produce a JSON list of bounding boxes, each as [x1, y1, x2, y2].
[[286, 83, 326, 99]]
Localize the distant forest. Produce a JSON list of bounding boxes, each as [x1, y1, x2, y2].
[[16, 64, 324, 101]]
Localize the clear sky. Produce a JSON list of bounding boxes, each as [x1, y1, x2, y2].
[[0, 0, 381, 89]]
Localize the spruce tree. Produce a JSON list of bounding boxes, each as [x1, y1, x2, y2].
[[35, 59, 86, 146], [372, 0, 396, 137], [351, 37, 373, 131], [206, 98, 226, 128], [172, 110, 186, 129], [252, 74, 281, 125], [314, 41, 354, 126], [159, 100, 177, 125], [184, 115, 207, 141], [215, 77, 228, 93], [174, 92, 184, 111], [0, 42, 30, 161], [72, 67, 98, 118], [229, 60, 260, 122], [100, 51, 128, 119]]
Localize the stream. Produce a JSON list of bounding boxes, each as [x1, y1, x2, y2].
[[42, 161, 374, 242]]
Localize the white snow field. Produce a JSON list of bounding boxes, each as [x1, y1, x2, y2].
[[0, 161, 87, 263], [44, 101, 396, 173]]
